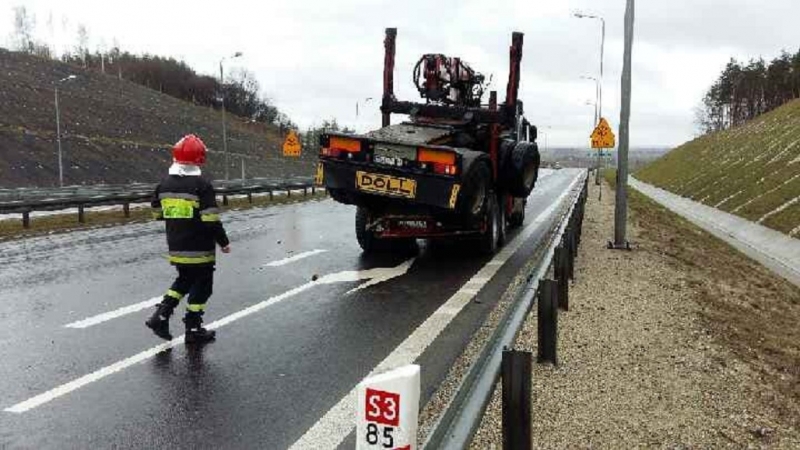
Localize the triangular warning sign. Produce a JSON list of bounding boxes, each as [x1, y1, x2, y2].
[[283, 130, 302, 157], [590, 117, 615, 149]]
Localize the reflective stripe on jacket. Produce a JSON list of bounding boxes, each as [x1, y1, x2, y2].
[[151, 175, 229, 266]]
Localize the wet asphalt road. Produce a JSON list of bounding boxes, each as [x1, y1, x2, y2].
[[0, 169, 582, 449]]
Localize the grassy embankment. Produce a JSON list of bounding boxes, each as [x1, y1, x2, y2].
[[636, 99, 800, 236], [0, 48, 316, 187]]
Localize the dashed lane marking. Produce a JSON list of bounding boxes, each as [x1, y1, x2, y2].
[[63, 249, 329, 329], [64, 297, 162, 329], [6, 258, 416, 413], [263, 249, 328, 267]]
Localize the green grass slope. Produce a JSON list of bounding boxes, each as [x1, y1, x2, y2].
[[637, 99, 800, 236], [0, 49, 315, 187]]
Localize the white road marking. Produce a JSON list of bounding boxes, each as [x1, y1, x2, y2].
[[345, 259, 416, 294], [263, 249, 327, 267], [64, 297, 162, 329], [5, 258, 416, 414], [64, 249, 330, 329], [288, 172, 582, 449]]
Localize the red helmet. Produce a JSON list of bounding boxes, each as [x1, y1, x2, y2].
[[172, 134, 207, 165]]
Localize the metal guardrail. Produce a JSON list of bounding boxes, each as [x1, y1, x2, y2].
[[0, 176, 317, 228], [0, 176, 313, 202], [422, 171, 589, 449]]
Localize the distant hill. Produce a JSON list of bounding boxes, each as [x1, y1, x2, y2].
[[539, 147, 669, 171], [0, 49, 315, 187], [637, 98, 800, 236]]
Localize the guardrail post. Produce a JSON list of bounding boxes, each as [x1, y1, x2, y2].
[[269, 190, 274, 201], [22, 211, 30, 229], [502, 349, 532, 450], [123, 202, 130, 218], [567, 228, 576, 280], [247, 193, 253, 204], [537, 279, 558, 364], [222, 195, 229, 206], [303, 187, 308, 197], [312, 186, 316, 195], [287, 189, 291, 198], [555, 247, 569, 311], [78, 204, 85, 223]]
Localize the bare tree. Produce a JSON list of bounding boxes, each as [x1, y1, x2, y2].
[[76, 23, 89, 67], [11, 5, 35, 53]]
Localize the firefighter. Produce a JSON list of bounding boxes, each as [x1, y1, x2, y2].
[[146, 134, 231, 344]]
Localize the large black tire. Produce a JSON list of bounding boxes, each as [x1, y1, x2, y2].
[[501, 142, 540, 197], [457, 161, 492, 220], [497, 194, 507, 246], [356, 207, 380, 252], [328, 188, 352, 205], [508, 198, 526, 228], [479, 192, 500, 255]]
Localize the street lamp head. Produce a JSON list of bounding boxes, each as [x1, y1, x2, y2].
[[56, 75, 77, 84], [574, 11, 599, 19]]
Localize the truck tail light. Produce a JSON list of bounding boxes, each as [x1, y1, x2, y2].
[[417, 148, 456, 165], [432, 163, 458, 175], [321, 136, 362, 158], [419, 148, 458, 175], [330, 137, 361, 152]]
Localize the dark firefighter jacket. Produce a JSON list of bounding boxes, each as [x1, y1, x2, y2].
[[151, 175, 229, 266]]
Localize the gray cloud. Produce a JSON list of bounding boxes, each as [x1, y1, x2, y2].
[[2, 0, 798, 147]]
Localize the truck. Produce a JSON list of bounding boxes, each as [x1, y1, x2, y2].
[[316, 28, 540, 254]]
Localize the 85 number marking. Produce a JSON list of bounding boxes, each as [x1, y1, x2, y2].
[[366, 423, 394, 448]]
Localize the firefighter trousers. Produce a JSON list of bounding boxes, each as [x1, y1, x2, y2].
[[163, 265, 215, 314]]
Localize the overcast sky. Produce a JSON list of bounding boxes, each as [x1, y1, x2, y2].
[[2, 0, 799, 148]]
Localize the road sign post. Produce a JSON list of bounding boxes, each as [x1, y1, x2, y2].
[[357, 365, 420, 450]]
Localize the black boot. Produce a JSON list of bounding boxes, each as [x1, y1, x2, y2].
[[183, 311, 216, 345], [145, 301, 177, 340]]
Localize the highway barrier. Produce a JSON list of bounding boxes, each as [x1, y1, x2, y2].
[[422, 171, 588, 449], [0, 176, 317, 229]]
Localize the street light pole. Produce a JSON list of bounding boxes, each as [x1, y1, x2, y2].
[[356, 97, 373, 132], [614, 0, 635, 249], [55, 85, 63, 188], [581, 76, 599, 125], [574, 12, 605, 119], [219, 52, 242, 180], [54, 75, 76, 187]]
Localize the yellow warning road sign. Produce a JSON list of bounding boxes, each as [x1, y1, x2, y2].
[[283, 130, 302, 157], [590, 117, 616, 149]]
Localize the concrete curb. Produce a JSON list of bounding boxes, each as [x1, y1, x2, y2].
[[630, 177, 800, 288]]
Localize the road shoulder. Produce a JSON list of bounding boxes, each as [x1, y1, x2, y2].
[[471, 176, 800, 448]]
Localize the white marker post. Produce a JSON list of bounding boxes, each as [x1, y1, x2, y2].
[[357, 365, 420, 450]]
